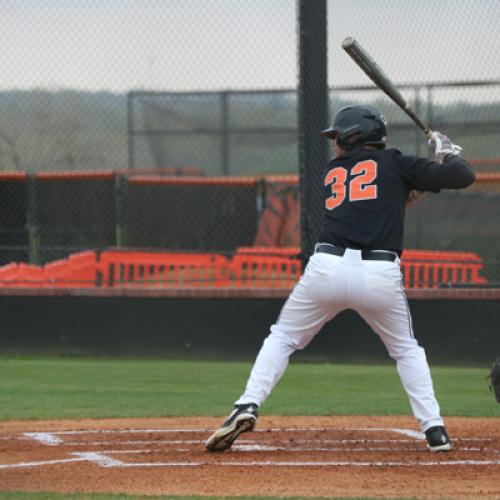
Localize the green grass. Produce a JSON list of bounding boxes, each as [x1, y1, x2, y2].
[[0, 357, 493, 500], [0, 357, 497, 420]]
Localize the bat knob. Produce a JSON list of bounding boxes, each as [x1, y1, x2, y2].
[[341, 37, 355, 49]]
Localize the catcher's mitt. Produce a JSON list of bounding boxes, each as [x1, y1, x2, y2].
[[489, 357, 500, 403]]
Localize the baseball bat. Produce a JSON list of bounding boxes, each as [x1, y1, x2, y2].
[[341, 37, 433, 139]]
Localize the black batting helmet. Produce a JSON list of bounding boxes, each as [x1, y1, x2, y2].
[[321, 104, 387, 150]]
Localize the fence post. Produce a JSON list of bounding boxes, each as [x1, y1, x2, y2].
[[221, 91, 230, 175], [26, 174, 40, 265], [414, 87, 422, 156], [114, 173, 125, 248], [127, 92, 136, 170], [427, 85, 434, 159], [298, 0, 329, 264]]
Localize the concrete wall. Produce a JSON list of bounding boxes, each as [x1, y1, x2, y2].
[[1, 295, 499, 364]]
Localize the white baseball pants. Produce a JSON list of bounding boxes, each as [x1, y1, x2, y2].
[[235, 247, 444, 433]]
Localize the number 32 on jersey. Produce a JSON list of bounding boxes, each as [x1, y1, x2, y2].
[[324, 159, 378, 210]]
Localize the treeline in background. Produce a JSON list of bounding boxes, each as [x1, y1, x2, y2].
[[1, 85, 499, 175]]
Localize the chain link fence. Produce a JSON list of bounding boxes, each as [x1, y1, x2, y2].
[[0, 0, 499, 286], [128, 90, 298, 175]]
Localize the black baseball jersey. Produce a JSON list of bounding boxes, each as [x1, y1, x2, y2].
[[317, 147, 475, 254]]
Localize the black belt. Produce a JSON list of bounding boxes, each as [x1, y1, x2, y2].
[[315, 244, 397, 262]]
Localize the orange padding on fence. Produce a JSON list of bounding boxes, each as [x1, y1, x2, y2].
[[0, 247, 488, 289], [128, 176, 258, 186], [470, 158, 500, 167], [125, 166, 204, 176], [35, 170, 116, 181], [1, 165, 499, 185], [0, 172, 28, 181], [35, 170, 115, 181], [475, 172, 500, 182]]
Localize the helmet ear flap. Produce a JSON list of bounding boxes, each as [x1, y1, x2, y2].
[[337, 132, 362, 150]]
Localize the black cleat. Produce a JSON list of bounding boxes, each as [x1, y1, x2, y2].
[[205, 403, 259, 452], [425, 425, 452, 452]]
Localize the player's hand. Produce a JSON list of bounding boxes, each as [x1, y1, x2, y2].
[[406, 189, 427, 206], [428, 131, 463, 163]]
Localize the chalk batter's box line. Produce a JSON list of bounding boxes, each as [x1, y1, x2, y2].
[[18, 439, 496, 454], [20, 427, 494, 447], [2, 428, 500, 471], [23, 427, 425, 435], [23, 428, 427, 446]]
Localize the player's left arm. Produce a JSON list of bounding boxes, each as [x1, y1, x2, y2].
[[426, 131, 475, 189], [399, 133, 475, 194]]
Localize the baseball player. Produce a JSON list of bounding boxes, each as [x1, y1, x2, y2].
[[205, 104, 475, 453]]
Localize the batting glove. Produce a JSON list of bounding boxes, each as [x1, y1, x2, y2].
[[428, 131, 463, 163]]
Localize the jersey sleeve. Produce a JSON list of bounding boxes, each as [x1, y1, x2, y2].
[[395, 151, 475, 192]]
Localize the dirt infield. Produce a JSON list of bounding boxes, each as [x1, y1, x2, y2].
[[1, 415, 499, 499]]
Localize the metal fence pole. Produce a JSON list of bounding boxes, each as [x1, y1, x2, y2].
[[298, 0, 329, 264], [114, 173, 125, 248], [221, 92, 230, 175], [427, 84, 434, 157], [414, 87, 422, 156], [26, 174, 40, 265], [127, 92, 135, 170]]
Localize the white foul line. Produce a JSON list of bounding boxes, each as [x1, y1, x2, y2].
[[2, 453, 500, 470], [0, 457, 86, 470]]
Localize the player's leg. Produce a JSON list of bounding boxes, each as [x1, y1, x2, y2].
[[236, 252, 346, 405], [205, 252, 346, 451], [355, 261, 451, 451]]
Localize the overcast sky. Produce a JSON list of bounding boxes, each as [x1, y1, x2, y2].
[[0, 0, 499, 93]]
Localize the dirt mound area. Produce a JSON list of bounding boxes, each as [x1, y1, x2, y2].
[[1, 415, 499, 499]]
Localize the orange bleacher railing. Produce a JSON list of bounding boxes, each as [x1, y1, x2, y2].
[[0, 247, 488, 290], [98, 250, 230, 288], [400, 250, 487, 288], [229, 254, 302, 288]]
